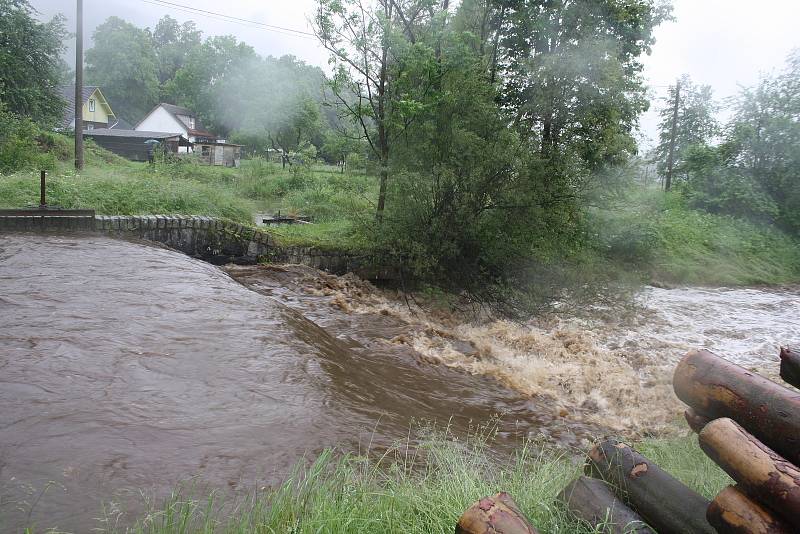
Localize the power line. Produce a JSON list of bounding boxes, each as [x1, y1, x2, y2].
[[139, 0, 317, 40]]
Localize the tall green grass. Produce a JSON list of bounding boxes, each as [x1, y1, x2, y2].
[[115, 431, 729, 534], [589, 189, 800, 286]]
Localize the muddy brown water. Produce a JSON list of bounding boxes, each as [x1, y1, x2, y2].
[[2, 234, 798, 532], [0, 234, 593, 532]]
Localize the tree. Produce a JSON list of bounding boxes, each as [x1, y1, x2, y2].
[[152, 16, 203, 88], [721, 50, 800, 234], [654, 75, 718, 185], [314, 0, 395, 218], [85, 17, 160, 122], [0, 0, 67, 125], [497, 0, 672, 171], [164, 34, 257, 134]]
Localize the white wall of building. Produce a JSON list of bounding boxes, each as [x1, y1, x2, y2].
[[136, 107, 186, 135]]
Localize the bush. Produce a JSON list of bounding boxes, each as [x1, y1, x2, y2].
[[0, 107, 59, 172]]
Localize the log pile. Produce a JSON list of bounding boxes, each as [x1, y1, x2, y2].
[[555, 347, 800, 533], [456, 347, 799, 533]]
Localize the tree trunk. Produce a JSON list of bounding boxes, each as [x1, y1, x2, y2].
[[585, 439, 715, 534], [375, 0, 390, 221], [707, 485, 794, 534], [559, 476, 655, 534], [456, 492, 540, 534], [685, 407, 711, 433], [779, 347, 800, 389], [673, 349, 800, 465], [698, 417, 800, 529]]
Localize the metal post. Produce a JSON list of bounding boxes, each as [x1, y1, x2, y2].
[[74, 0, 84, 170], [40, 170, 47, 208]]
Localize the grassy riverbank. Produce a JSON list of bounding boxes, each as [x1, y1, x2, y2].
[[117, 431, 729, 534], [589, 190, 800, 286], [2, 136, 798, 286]]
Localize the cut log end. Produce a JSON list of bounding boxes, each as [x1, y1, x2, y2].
[[707, 485, 794, 534], [456, 492, 540, 534]]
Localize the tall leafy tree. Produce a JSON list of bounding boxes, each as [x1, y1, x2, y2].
[[654, 75, 718, 183], [85, 17, 160, 122], [152, 16, 203, 88], [722, 50, 800, 233], [497, 0, 672, 170], [314, 0, 396, 218], [164, 35, 257, 134], [0, 0, 67, 125]]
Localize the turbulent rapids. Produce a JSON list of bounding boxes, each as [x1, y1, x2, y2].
[[0, 234, 797, 531]]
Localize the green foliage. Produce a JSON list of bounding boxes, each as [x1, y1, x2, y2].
[[0, 107, 61, 172], [653, 76, 719, 181], [85, 17, 160, 123], [587, 189, 800, 286], [677, 145, 779, 221], [115, 431, 728, 534], [0, 0, 67, 125], [498, 0, 672, 170]]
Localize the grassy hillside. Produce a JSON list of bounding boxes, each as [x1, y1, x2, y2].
[[588, 190, 800, 286]]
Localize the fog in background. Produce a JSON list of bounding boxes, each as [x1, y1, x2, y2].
[[29, 0, 800, 146]]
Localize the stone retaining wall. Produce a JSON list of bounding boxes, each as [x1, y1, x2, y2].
[[0, 214, 371, 275]]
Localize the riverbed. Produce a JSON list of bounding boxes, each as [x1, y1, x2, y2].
[[0, 234, 797, 531]]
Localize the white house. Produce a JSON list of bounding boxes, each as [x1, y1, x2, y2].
[[135, 103, 217, 150]]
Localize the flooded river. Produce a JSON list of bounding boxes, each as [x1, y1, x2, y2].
[[1, 234, 797, 531]]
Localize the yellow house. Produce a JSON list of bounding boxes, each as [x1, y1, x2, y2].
[[58, 86, 118, 130]]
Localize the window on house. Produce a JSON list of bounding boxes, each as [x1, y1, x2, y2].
[[201, 145, 210, 157], [188, 116, 195, 129], [88, 99, 95, 112]]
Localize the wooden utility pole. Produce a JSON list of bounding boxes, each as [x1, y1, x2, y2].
[[664, 79, 680, 192], [74, 0, 84, 170]]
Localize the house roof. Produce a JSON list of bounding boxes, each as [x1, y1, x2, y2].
[[84, 128, 184, 140], [58, 85, 115, 129], [136, 103, 216, 138]]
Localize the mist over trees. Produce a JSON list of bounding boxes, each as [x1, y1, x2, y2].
[[655, 53, 800, 234], [84, 14, 334, 155]]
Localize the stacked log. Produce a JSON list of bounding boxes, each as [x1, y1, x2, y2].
[[456, 492, 540, 534], [459, 347, 800, 534], [558, 476, 654, 533], [673, 348, 800, 534], [707, 486, 793, 534], [779, 347, 800, 389], [585, 440, 715, 533], [673, 349, 800, 466]]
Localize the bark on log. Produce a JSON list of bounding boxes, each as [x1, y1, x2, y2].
[[779, 347, 800, 389], [698, 417, 800, 529], [685, 407, 711, 433], [707, 485, 794, 534], [456, 492, 539, 534], [673, 349, 800, 465], [559, 476, 655, 534], [586, 439, 715, 534]]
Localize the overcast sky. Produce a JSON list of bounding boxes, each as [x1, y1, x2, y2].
[[31, 0, 800, 146]]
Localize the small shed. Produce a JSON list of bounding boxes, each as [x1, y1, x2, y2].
[[84, 129, 188, 161], [194, 142, 242, 167]]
